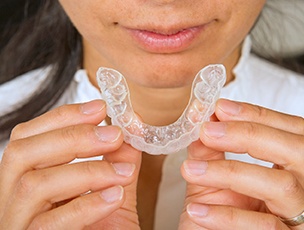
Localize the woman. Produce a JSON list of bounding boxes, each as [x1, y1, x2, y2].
[[0, 0, 304, 229]]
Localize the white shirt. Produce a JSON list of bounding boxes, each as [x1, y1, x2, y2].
[[0, 37, 304, 229]]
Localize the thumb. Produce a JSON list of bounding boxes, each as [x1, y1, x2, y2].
[[188, 112, 224, 161], [102, 142, 142, 176], [102, 143, 142, 212], [188, 139, 224, 161]]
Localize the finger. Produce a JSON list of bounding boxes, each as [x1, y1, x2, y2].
[[200, 120, 304, 167], [103, 143, 142, 209], [3, 160, 134, 229], [188, 140, 224, 161], [0, 125, 123, 217], [186, 203, 289, 230], [182, 159, 304, 218], [195, 189, 262, 210], [3, 125, 123, 171], [10, 100, 106, 140], [27, 186, 124, 230], [103, 142, 142, 172], [21, 161, 134, 204], [215, 99, 304, 135]]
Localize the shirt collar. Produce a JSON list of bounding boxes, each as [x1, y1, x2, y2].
[[232, 36, 252, 77]]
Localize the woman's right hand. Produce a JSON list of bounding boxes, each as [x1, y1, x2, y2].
[[0, 100, 142, 230]]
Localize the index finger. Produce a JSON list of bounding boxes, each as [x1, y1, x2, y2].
[[10, 100, 106, 140], [215, 99, 304, 135], [200, 120, 303, 168]]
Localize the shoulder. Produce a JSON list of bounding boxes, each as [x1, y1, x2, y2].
[[234, 54, 304, 116]]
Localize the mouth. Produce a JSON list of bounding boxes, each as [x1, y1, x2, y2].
[[123, 22, 213, 53]]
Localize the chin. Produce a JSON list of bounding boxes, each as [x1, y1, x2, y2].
[[122, 58, 205, 89], [126, 67, 198, 89]]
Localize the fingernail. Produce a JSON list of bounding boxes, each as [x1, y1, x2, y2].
[[203, 122, 226, 138], [81, 100, 105, 115], [95, 126, 121, 143], [218, 99, 241, 116], [187, 203, 209, 218], [112, 163, 136, 177], [100, 186, 123, 203], [184, 160, 208, 176]]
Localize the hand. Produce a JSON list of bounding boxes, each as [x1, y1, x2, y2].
[[0, 100, 141, 230], [180, 99, 304, 230]]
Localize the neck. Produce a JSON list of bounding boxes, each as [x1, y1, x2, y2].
[[128, 83, 192, 126]]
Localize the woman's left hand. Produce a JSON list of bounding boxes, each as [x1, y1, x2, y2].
[[179, 99, 304, 230]]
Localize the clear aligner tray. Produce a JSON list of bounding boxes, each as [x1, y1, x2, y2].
[[97, 64, 226, 155]]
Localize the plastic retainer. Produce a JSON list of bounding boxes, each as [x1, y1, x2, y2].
[[97, 64, 226, 155]]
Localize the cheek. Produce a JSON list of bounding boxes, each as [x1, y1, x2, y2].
[[58, 1, 116, 39], [232, 0, 266, 27], [221, 1, 266, 43]]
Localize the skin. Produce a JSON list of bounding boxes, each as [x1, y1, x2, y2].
[[59, 0, 265, 126], [1, 0, 304, 229], [0, 100, 142, 229], [180, 99, 304, 230]]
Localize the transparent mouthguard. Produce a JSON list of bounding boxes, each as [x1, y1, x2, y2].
[[96, 64, 226, 155]]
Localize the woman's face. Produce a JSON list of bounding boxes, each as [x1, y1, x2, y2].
[[59, 0, 266, 88]]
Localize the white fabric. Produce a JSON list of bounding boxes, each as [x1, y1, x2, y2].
[[1, 37, 304, 230]]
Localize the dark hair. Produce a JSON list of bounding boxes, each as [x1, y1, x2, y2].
[[0, 1, 303, 141], [0, 0, 82, 140]]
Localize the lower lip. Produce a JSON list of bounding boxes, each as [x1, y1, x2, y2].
[[126, 25, 206, 53]]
